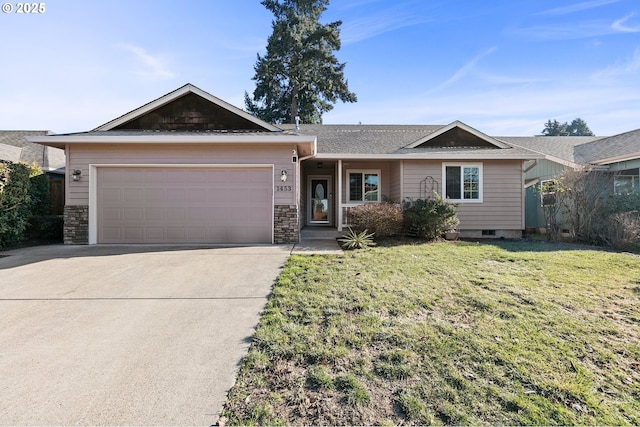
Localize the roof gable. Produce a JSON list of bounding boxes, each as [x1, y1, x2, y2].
[[574, 128, 640, 165], [406, 121, 511, 149], [94, 84, 281, 132]]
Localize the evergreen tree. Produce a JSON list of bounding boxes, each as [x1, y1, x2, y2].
[[245, 0, 357, 124], [542, 118, 594, 136], [567, 118, 594, 136]]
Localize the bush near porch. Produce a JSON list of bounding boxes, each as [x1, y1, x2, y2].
[[347, 195, 459, 242]]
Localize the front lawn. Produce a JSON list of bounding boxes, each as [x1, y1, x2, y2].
[[220, 240, 640, 425]]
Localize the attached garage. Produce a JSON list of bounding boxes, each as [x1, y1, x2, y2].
[[28, 84, 317, 245], [94, 166, 273, 244]]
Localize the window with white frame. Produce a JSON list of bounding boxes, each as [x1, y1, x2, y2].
[[614, 169, 639, 195], [540, 179, 557, 206], [442, 163, 482, 202], [348, 170, 380, 202]]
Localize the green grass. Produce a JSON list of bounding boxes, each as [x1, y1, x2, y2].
[[220, 240, 640, 425]]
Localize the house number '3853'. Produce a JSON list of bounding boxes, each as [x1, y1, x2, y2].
[[275, 185, 292, 192]]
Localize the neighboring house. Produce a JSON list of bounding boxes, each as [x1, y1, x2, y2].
[[507, 129, 640, 231], [31, 83, 542, 245], [0, 130, 66, 214]]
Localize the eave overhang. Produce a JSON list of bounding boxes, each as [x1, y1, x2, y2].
[[313, 152, 543, 160], [28, 134, 317, 158]]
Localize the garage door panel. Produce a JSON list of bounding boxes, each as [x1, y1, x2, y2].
[[166, 207, 186, 220], [144, 207, 165, 221], [123, 207, 144, 220], [144, 227, 164, 240], [123, 228, 143, 241], [102, 227, 122, 241], [166, 188, 186, 203], [97, 167, 273, 244], [186, 189, 207, 203], [187, 207, 207, 221], [145, 188, 165, 202]]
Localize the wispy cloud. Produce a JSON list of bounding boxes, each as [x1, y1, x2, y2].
[[324, 67, 640, 136], [429, 47, 497, 92], [118, 44, 176, 80], [340, 9, 430, 44], [612, 12, 640, 32], [511, 19, 620, 40], [536, 0, 620, 16], [592, 48, 640, 80]]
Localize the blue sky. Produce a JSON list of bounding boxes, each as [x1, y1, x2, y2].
[[1, 0, 639, 136]]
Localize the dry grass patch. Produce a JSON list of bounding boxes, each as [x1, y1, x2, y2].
[[220, 240, 640, 425]]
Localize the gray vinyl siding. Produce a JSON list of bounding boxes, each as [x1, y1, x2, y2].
[[403, 159, 524, 230]]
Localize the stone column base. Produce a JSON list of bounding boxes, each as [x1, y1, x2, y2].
[[63, 205, 89, 244], [274, 204, 299, 244]]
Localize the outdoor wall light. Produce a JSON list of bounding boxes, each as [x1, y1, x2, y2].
[[72, 169, 82, 181], [280, 170, 288, 182]]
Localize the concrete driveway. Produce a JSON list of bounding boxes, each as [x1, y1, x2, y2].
[[0, 244, 292, 426]]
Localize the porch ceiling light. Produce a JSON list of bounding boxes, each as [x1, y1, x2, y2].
[[280, 170, 288, 182]]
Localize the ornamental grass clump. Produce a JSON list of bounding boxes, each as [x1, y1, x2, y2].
[[338, 227, 376, 250]]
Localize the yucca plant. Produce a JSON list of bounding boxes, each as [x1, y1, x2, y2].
[[338, 227, 376, 250]]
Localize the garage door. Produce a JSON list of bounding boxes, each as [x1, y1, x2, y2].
[[97, 167, 273, 244]]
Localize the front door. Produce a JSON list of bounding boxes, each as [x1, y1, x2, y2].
[[308, 176, 332, 225]]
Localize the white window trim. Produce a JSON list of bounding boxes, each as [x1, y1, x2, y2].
[[540, 179, 557, 206], [442, 162, 483, 203], [346, 169, 381, 203]]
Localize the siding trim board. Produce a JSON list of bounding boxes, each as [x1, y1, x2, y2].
[[89, 164, 274, 245]]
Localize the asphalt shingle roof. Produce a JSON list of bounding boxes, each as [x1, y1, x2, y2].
[[279, 124, 444, 154], [499, 136, 602, 164], [0, 130, 64, 171], [574, 128, 640, 164]]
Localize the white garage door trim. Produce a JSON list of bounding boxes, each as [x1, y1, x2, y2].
[[89, 164, 274, 245]]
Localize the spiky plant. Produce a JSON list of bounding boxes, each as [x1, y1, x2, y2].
[[338, 227, 376, 250]]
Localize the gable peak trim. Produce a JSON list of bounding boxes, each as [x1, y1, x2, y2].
[[93, 83, 281, 132], [405, 120, 512, 149]]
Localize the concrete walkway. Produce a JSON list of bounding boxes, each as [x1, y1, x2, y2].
[[0, 244, 291, 426], [291, 238, 343, 255]]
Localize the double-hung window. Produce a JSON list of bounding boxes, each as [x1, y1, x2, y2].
[[348, 170, 380, 202], [442, 163, 482, 202]]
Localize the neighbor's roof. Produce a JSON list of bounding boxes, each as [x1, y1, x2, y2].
[[499, 136, 602, 166], [574, 128, 640, 165], [0, 130, 65, 171]]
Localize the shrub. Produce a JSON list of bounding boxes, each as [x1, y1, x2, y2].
[[28, 165, 50, 216], [27, 215, 63, 241], [347, 203, 403, 237], [0, 162, 32, 247], [606, 211, 640, 251], [402, 195, 459, 240]]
